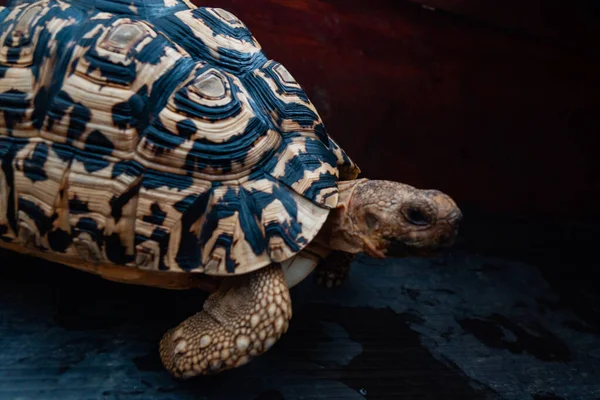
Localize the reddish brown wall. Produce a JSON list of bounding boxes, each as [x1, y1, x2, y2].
[[196, 0, 600, 220]]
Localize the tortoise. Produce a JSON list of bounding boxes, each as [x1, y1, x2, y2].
[[0, 0, 463, 379]]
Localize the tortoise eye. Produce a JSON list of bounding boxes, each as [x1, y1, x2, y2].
[[404, 207, 431, 226]]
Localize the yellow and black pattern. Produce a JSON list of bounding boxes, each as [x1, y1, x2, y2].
[[0, 0, 359, 275]]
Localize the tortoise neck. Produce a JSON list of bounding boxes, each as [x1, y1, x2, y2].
[[314, 179, 368, 254]]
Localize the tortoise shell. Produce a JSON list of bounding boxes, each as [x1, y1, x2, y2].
[[0, 0, 359, 277]]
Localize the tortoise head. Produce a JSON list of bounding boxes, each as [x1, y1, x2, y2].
[[326, 180, 462, 258]]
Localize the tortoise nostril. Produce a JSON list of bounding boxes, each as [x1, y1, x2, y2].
[[405, 207, 431, 226], [447, 209, 463, 225]]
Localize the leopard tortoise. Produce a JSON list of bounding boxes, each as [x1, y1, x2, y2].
[[0, 0, 463, 378]]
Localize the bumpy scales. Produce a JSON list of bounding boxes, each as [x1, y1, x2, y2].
[[160, 264, 292, 377], [0, 0, 358, 276]]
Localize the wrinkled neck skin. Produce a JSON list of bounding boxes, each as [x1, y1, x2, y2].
[[315, 179, 376, 255]]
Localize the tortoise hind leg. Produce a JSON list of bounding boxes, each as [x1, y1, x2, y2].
[[159, 264, 292, 378], [316, 251, 355, 288]]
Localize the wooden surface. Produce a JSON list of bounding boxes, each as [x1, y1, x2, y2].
[[0, 211, 599, 399]]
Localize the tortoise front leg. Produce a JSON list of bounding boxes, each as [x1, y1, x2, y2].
[[316, 251, 355, 288], [159, 264, 292, 378]]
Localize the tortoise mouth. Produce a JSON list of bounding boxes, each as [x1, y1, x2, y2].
[[384, 236, 455, 258]]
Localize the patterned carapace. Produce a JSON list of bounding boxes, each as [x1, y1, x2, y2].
[[0, 0, 359, 275]]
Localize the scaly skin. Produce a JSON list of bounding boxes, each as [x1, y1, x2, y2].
[[160, 264, 291, 378], [321, 180, 463, 258]]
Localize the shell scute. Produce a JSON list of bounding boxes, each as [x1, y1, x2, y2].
[[0, 1, 84, 139], [135, 64, 278, 180], [9, 139, 64, 245], [42, 17, 189, 167], [154, 7, 263, 74]]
